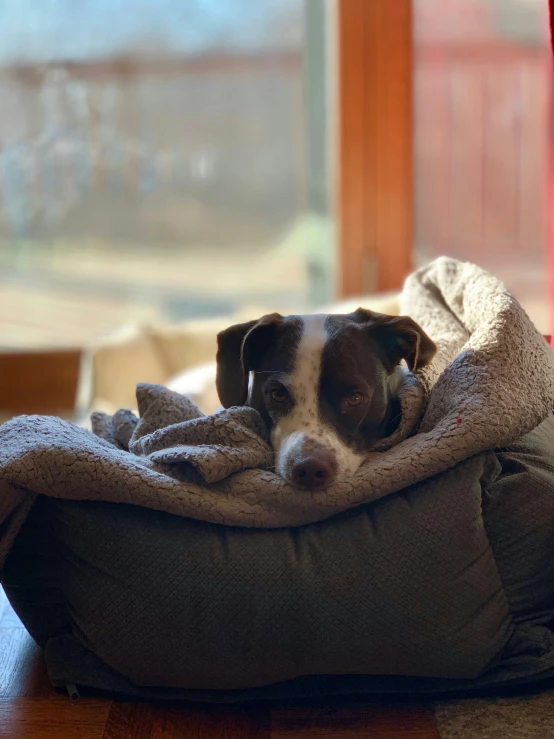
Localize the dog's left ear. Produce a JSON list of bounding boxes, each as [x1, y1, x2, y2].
[[351, 307, 437, 372]]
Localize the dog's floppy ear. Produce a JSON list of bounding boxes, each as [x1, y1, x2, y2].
[[216, 313, 283, 408], [351, 307, 437, 372]]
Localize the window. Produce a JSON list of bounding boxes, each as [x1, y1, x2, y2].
[[413, 0, 551, 333], [0, 0, 335, 347], [2, 0, 551, 351]]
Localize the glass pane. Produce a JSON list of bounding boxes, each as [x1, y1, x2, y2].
[[413, 0, 550, 333], [0, 0, 334, 347]]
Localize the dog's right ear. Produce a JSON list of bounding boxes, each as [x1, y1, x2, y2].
[[216, 313, 283, 408]]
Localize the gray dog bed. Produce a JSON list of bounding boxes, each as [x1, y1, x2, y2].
[[3, 415, 554, 701], [1, 258, 554, 701]]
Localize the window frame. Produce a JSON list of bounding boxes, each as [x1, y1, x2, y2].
[[337, 0, 413, 297]]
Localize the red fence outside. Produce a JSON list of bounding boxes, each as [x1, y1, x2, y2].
[[414, 42, 550, 265]]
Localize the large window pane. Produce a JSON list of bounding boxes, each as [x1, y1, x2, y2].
[[414, 0, 550, 333], [0, 0, 334, 347]]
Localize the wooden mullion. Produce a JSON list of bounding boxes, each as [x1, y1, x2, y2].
[[338, 0, 413, 296]]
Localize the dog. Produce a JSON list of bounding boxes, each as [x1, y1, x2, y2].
[[216, 309, 436, 490]]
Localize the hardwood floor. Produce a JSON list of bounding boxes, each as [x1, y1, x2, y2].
[[0, 588, 440, 739]]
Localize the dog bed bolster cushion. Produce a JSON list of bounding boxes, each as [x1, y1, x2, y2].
[[3, 414, 554, 699]]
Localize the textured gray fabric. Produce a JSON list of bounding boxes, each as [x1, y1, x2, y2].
[[482, 418, 554, 628], [3, 416, 554, 699], [0, 258, 553, 567], [19, 456, 511, 689]]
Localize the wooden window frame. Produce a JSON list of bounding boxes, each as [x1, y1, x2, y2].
[[337, 0, 413, 297], [337, 0, 553, 344]]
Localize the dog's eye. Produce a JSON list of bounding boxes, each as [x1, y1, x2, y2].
[[344, 392, 364, 408], [270, 387, 289, 403]]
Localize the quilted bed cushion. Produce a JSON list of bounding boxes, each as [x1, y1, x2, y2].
[[3, 414, 554, 701]]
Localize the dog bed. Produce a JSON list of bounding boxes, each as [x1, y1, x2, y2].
[[1, 257, 554, 700]]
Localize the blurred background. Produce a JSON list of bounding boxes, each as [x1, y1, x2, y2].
[[0, 0, 551, 415], [0, 0, 333, 347], [414, 0, 550, 334]]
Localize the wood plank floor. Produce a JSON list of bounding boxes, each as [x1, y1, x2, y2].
[[0, 589, 440, 739]]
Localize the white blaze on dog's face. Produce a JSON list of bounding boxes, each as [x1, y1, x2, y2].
[[216, 309, 436, 490], [269, 315, 364, 482]]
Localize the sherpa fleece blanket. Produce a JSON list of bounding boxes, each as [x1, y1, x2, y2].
[[1, 257, 553, 571]]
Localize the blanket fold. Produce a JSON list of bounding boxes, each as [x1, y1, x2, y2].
[[1, 257, 553, 573]]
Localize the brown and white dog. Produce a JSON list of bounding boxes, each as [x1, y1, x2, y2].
[[216, 309, 436, 490]]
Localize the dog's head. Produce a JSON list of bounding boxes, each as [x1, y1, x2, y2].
[[216, 309, 436, 490]]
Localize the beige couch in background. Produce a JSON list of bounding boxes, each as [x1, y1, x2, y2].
[[81, 292, 400, 419]]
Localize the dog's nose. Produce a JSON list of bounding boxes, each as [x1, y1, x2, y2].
[[291, 455, 335, 490]]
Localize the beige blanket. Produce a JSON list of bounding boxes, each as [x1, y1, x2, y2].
[[1, 257, 553, 570]]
